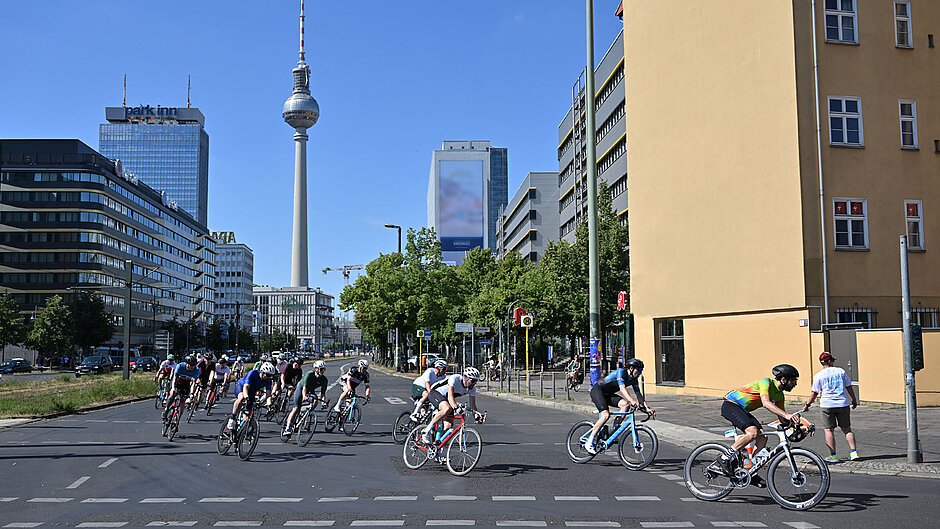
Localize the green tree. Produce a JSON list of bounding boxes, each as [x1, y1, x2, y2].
[[205, 320, 226, 353], [26, 295, 73, 362], [0, 291, 27, 362], [72, 292, 116, 356]]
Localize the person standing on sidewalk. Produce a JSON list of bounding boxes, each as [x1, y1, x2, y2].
[[801, 352, 859, 462]]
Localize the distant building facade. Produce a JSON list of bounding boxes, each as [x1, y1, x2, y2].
[[253, 285, 334, 353], [498, 172, 560, 262], [214, 238, 253, 329], [427, 141, 508, 264], [99, 106, 210, 225]]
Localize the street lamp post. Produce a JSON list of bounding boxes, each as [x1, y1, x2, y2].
[[384, 223, 402, 369], [584, 0, 603, 387]]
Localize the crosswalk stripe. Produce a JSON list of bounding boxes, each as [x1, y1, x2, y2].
[[350, 522, 404, 527], [493, 496, 536, 501], [554, 496, 599, 501], [213, 523, 261, 527], [199, 497, 244, 503], [4, 524, 43, 528], [427, 522, 474, 526], [145, 523, 198, 527], [283, 523, 335, 527], [496, 522, 547, 527], [565, 523, 620, 528], [258, 498, 303, 503], [98, 458, 118, 468], [66, 476, 91, 489], [640, 524, 694, 528], [433, 495, 476, 501], [76, 524, 127, 528], [27, 498, 72, 503], [782, 524, 820, 529], [711, 523, 766, 528], [374, 496, 417, 501], [615, 496, 660, 501], [140, 498, 186, 503], [318, 497, 357, 502], [81, 498, 128, 503]]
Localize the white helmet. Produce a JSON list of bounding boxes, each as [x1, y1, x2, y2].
[[260, 362, 276, 375], [313, 360, 326, 370], [433, 359, 448, 370], [220, 355, 229, 362], [463, 366, 481, 380], [358, 359, 370, 369]]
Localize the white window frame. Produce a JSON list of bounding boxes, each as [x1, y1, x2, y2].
[[828, 96, 864, 147], [895, 2, 913, 48], [912, 308, 939, 329], [905, 200, 925, 251], [833, 198, 869, 250], [825, 0, 858, 44], [899, 99, 918, 149], [836, 307, 873, 328]]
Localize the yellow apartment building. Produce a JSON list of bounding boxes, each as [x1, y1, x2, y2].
[[622, 1, 940, 403]]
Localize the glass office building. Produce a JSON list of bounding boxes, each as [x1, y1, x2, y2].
[[99, 106, 209, 225]]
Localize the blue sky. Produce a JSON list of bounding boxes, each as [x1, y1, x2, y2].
[[0, 1, 624, 303]]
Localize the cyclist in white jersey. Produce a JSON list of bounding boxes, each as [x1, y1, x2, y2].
[[420, 367, 484, 444], [411, 359, 448, 420]]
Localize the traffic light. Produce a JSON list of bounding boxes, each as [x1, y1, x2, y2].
[[910, 322, 925, 372]]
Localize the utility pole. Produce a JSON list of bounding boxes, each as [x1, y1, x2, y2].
[[584, 0, 602, 387], [122, 260, 132, 381], [234, 300, 240, 354], [900, 235, 922, 463]]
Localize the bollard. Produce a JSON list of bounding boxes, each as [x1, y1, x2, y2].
[[552, 372, 556, 399], [539, 372, 543, 397]]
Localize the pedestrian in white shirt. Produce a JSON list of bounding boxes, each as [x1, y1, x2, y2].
[[801, 352, 859, 462]]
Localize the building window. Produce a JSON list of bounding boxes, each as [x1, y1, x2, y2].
[[906, 200, 924, 250], [528, 209, 537, 221], [657, 319, 685, 385], [825, 0, 857, 44], [836, 307, 873, 328], [828, 97, 863, 146], [899, 99, 918, 149], [896, 2, 913, 48], [528, 188, 537, 200], [833, 199, 868, 250], [912, 308, 938, 329]]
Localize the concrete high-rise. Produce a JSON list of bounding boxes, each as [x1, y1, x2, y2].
[[99, 105, 209, 225], [427, 141, 508, 264], [282, 0, 319, 287]]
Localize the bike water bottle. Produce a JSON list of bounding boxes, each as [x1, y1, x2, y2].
[[741, 440, 757, 469], [435, 424, 444, 442], [754, 448, 771, 466]]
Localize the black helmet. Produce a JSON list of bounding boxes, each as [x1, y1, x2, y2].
[[772, 364, 800, 380], [184, 354, 196, 366], [625, 358, 644, 371]]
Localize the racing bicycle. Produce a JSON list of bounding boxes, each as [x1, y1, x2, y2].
[[217, 398, 262, 461], [161, 391, 186, 441], [683, 414, 830, 511], [403, 404, 486, 476], [205, 381, 224, 416], [392, 397, 434, 444], [154, 377, 170, 409], [324, 392, 368, 436], [566, 405, 658, 470], [280, 398, 330, 447]]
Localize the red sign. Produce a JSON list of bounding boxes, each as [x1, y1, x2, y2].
[[617, 291, 627, 311], [513, 307, 528, 326], [908, 203, 919, 216]]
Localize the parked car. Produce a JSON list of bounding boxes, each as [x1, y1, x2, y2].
[[109, 355, 126, 369], [75, 355, 115, 377], [0, 358, 32, 374], [131, 356, 158, 372], [407, 354, 442, 370]]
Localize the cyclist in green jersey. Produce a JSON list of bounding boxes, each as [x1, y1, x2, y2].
[[717, 364, 800, 482]]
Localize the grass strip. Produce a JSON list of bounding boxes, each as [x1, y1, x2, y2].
[[0, 372, 157, 418]]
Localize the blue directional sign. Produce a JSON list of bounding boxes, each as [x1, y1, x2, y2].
[[479, 340, 492, 345]]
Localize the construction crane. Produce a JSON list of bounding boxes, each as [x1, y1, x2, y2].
[[322, 264, 364, 284]]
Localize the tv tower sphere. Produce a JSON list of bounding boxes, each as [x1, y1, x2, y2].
[[282, 66, 319, 129]]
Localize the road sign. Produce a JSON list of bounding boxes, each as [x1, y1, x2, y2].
[[479, 339, 492, 345], [417, 330, 425, 338], [521, 315, 534, 328], [617, 291, 627, 311], [475, 327, 490, 333], [424, 329, 432, 339], [455, 323, 473, 333]]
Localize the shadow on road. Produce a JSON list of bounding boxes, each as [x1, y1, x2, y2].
[[815, 492, 908, 512], [475, 462, 567, 477]]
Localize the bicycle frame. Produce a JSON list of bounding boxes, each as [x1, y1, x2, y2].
[[726, 427, 798, 482], [419, 411, 467, 455], [588, 409, 650, 452]]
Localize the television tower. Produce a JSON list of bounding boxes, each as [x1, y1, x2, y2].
[[283, 0, 319, 287]]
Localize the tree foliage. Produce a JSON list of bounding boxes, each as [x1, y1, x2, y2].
[[25, 295, 73, 359], [0, 291, 27, 359], [72, 292, 116, 355]]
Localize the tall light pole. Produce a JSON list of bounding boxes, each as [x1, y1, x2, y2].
[[385, 223, 402, 369], [584, 0, 603, 386]]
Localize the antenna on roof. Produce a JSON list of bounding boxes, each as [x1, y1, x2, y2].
[[187, 75, 191, 108], [123, 74, 126, 107], [299, 0, 305, 63]]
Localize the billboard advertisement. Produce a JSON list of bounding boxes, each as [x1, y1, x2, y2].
[[438, 160, 484, 252]]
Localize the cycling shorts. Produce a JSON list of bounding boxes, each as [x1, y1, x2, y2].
[[291, 384, 312, 409], [209, 377, 225, 387], [721, 400, 763, 432], [412, 384, 426, 399], [427, 389, 449, 409], [590, 384, 623, 412]]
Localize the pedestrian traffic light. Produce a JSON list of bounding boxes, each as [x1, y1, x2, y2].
[[910, 322, 925, 372]]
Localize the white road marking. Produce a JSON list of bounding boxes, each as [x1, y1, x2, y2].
[[76, 524, 128, 528], [86, 420, 107, 423], [383, 397, 407, 405], [554, 496, 600, 501], [81, 498, 128, 503], [493, 496, 536, 501], [98, 458, 118, 468], [40, 441, 67, 444], [0, 497, 20, 502], [496, 522, 547, 527], [258, 497, 303, 503], [145, 421, 163, 424], [679, 498, 698, 502], [77, 442, 105, 445], [659, 474, 683, 481], [542, 423, 563, 426], [350, 522, 404, 527], [67, 476, 91, 489], [140, 498, 185, 503], [434, 495, 476, 501], [27, 498, 72, 503], [283, 523, 335, 527], [4, 524, 43, 528], [199, 497, 244, 503], [213, 523, 261, 527], [782, 524, 820, 529], [640, 524, 694, 528], [565, 523, 620, 528], [615, 496, 660, 501], [712, 523, 767, 528], [521, 442, 543, 446], [318, 497, 358, 502], [374, 496, 417, 501], [511, 423, 534, 426], [145, 523, 198, 527], [428, 521, 474, 526], [113, 420, 139, 423], [371, 423, 392, 426]]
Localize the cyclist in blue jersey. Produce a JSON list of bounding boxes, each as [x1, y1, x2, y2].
[[584, 358, 654, 455], [227, 362, 277, 429], [162, 355, 201, 420]]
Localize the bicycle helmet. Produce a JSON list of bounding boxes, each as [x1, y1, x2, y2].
[[624, 358, 644, 371], [218, 356, 228, 365], [166, 354, 175, 361], [293, 356, 304, 365], [260, 362, 276, 375], [433, 359, 448, 370], [260, 354, 270, 362], [313, 360, 326, 370], [184, 354, 196, 366], [772, 364, 800, 380], [463, 366, 481, 380], [206, 353, 215, 362], [358, 359, 370, 369]]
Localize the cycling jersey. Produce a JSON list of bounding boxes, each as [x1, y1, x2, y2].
[[214, 364, 231, 380], [431, 374, 476, 398], [413, 367, 446, 388], [172, 363, 200, 392], [158, 360, 177, 375], [597, 368, 640, 393], [253, 361, 263, 371], [282, 364, 303, 387], [725, 377, 784, 413], [276, 360, 289, 375], [342, 366, 370, 387], [235, 369, 273, 399]]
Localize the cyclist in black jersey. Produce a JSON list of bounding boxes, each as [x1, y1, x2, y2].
[[584, 358, 654, 455], [332, 359, 371, 412]]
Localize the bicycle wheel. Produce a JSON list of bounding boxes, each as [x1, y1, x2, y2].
[[402, 427, 431, 470], [342, 405, 361, 436], [324, 409, 338, 433], [766, 448, 830, 510], [187, 395, 198, 423], [392, 412, 416, 444], [618, 424, 659, 470], [684, 442, 735, 501], [217, 420, 233, 454], [167, 406, 181, 441], [206, 389, 217, 416], [298, 410, 318, 447], [446, 427, 482, 476], [237, 417, 260, 461], [154, 387, 162, 410], [275, 398, 287, 425], [565, 421, 596, 463]]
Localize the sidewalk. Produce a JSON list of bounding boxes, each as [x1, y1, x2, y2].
[[384, 365, 940, 479]]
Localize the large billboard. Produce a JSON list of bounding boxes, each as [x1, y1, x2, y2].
[[438, 160, 484, 252]]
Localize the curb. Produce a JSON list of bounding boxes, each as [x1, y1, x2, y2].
[[0, 395, 154, 426], [374, 365, 940, 479]]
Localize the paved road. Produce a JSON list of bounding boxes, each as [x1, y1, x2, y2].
[[0, 358, 937, 528]]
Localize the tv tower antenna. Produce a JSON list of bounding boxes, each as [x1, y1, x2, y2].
[[299, 0, 305, 63], [123, 74, 126, 107], [187, 75, 191, 108]]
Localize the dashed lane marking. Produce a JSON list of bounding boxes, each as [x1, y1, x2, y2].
[[615, 496, 660, 501], [554, 496, 600, 501], [350, 522, 404, 527], [493, 496, 537, 501], [565, 523, 620, 528], [511, 423, 534, 426], [318, 497, 358, 502], [258, 498, 303, 503], [112, 420, 139, 423], [198, 497, 245, 503], [4, 524, 43, 528], [75, 524, 128, 528], [98, 458, 118, 468], [86, 420, 107, 423], [77, 442, 105, 445], [433, 495, 476, 501], [0, 497, 19, 502], [640, 524, 694, 528], [40, 441, 67, 444], [520, 442, 543, 446], [27, 498, 72, 503], [374, 496, 417, 501], [782, 524, 820, 529], [213, 523, 261, 527], [658, 474, 683, 481], [140, 498, 186, 503], [371, 423, 392, 426], [283, 523, 335, 527], [711, 523, 767, 527], [495, 522, 547, 527], [679, 498, 698, 502], [542, 423, 563, 426], [427, 521, 474, 526], [146, 523, 198, 527], [81, 498, 128, 503], [383, 397, 407, 405]]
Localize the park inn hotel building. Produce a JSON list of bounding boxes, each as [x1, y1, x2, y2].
[[622, 1, 940, 404]]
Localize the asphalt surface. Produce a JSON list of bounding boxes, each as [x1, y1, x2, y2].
[[0, 357, 937, 528]]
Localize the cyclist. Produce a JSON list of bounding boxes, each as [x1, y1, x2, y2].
[[232, 355, 245, 378], [282, 360, 329, 438], [193, 353, 215, 408], [715, 364, 801, 484], [333, 359, 371, 412], [567, 354, 583, 388], [410, 359, 448, 421], [156, 354, 177, 384], [583, 358, 654, 455], [228, 362, 277, 429], [420, 366, 484, 445], [207, 356, 232, 406], [282, 356, 304, 393], [162, 355, 201, 421], [253, 353, 271, 372]]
